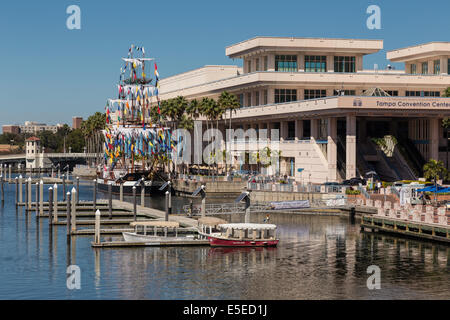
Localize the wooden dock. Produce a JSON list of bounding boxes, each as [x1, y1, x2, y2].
[[361, 215, 450, 243], [91, 239, 210, 248]]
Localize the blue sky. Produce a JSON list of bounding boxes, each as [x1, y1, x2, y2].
[[1, 0, 449, 127]]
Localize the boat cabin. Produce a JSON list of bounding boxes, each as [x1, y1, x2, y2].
[[130, 221, 180, 237], [217, 223, 277, 240], [198, 217, 228, 236]]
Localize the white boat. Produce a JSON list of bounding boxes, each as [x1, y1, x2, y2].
[[122, 220, 201, 243]]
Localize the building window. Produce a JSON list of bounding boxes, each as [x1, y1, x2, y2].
[[448, 59, 450, 75], [410, 64, 417, 74], [406, 91, 440, 97], [255, 58, 260, 71], [246, 92, 252, 106], [333, 90, 355, 96], [434, 60, 440, 74], [264, 56, 268, 71], [386, 90, 399, 97], [263, 90, 268, 105], [255, 91, 260, 106], [422, 62, 428, 74], [423, 91, 440, 97], [239, 94, 244, 107], [275, 89, 297, 103], [287, 121, 296, 140], [247, 60, 251, 73], [334, 56, 356, 73], [275, 55, 297, 72], [304, 89, 327, 100], [305, 56, 327, 72]]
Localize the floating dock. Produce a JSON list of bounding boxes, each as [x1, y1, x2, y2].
[[361, 215, 450, 243]]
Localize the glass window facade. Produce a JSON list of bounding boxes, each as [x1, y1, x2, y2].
[[264, 56, 268, 71], [333, 90, 355, 96], [422, 62, 428, 74], [255, 58, 260, 71], [246, 92, 252, 106], [247, 60, 251, 73], [275, 89, 297, 103], [275, 55, 298, 72], [434, 60, 440, 74], [263, 90, 268, 105], [287, 121, 296, 140], [255, 91, 260, 105], [410, 64, 417, 74], [334, 56, 356, 73], [406, 91, 440, 97], [305, 89, 327, 100], [386, 90, 399, 97], [305, 56, 327, 72]]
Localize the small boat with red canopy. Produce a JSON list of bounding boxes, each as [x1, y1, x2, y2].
[[207, 223, 279, 247]]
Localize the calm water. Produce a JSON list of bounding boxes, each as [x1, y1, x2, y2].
[[0, 178, 449, 300]]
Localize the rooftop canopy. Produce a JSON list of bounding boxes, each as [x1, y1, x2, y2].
[[218, 223, 277, 230], [226, 36, 383, 59], [387, 42, 450, 62]]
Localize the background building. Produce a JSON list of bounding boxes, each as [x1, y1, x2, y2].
[[72, 117, 83, 129], [154, 37, 450, 183]]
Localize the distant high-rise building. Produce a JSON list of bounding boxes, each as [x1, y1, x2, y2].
[[2, 125, 20, 134], [72, 117, 83, 129]]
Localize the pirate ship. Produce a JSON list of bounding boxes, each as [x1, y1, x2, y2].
[[97, 45, 173, 195]]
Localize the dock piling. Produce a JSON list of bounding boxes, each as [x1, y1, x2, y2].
[[18, 175, 22, 204], [93, 179, 97, 211], [28, 177, 32, 211], [53, 183, 58, 223], [76, 177, 79, 204], [48, 187, 53, 225], [108, 183, 112, 220], [35, 182, 39, 216], [8, 165, 11, 183], [141, 183, 145, 207], [15, 177, 18, 206], [94, 209, 101, 244], [133, 186, 137, 221], [168, 182, 172, 215], [66, 192, 71, 237], [71, 187, 77, 233], [39, 180, 44, 216], [165, 191, 169, 221], [119, 182, 123, 202], [62, 176, 66, 201], [1, 175, 4, 204]]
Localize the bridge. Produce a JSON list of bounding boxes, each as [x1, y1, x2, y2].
[[0, 152, 99, 169]]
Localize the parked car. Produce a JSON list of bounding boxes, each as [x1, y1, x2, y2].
[[342, 177, 367, 186]]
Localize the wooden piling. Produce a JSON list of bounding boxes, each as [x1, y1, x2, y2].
[[66, 192, 71, 237], [108, 183, 112, 220], [168, 182, 172, 215], [48, 187, 53, 225], [119, 182, 123, 202], [53, 183, 58, 223], [76, 177, 80, 204], [1, 175, 4, 203], [35, 182, 39, 216], [93, 179, 97, 211], [165, 191, 169, 221], [62, 176, 66, 201], [19, 175, 23, 204], [141, 184, 145, 207], [39, 180, 44, 216], [94, 209, 101, 244], [71, 187, 77, 233], [8, 165, 11, 183], [15, 177, 18, 206], [133, 186, 137, 221]]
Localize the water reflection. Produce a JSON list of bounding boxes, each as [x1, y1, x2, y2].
[[0, 181, 448, 299]]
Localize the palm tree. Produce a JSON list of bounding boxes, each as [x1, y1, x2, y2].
[[423, 159, 447, 185], [218, 91, 240, 175]]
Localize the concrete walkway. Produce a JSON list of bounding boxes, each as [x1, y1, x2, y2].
[[112, 199, 199, 228]]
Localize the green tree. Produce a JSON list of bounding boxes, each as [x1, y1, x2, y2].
[[218, 91, 240, 175], [423, 159, 447, 185]]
